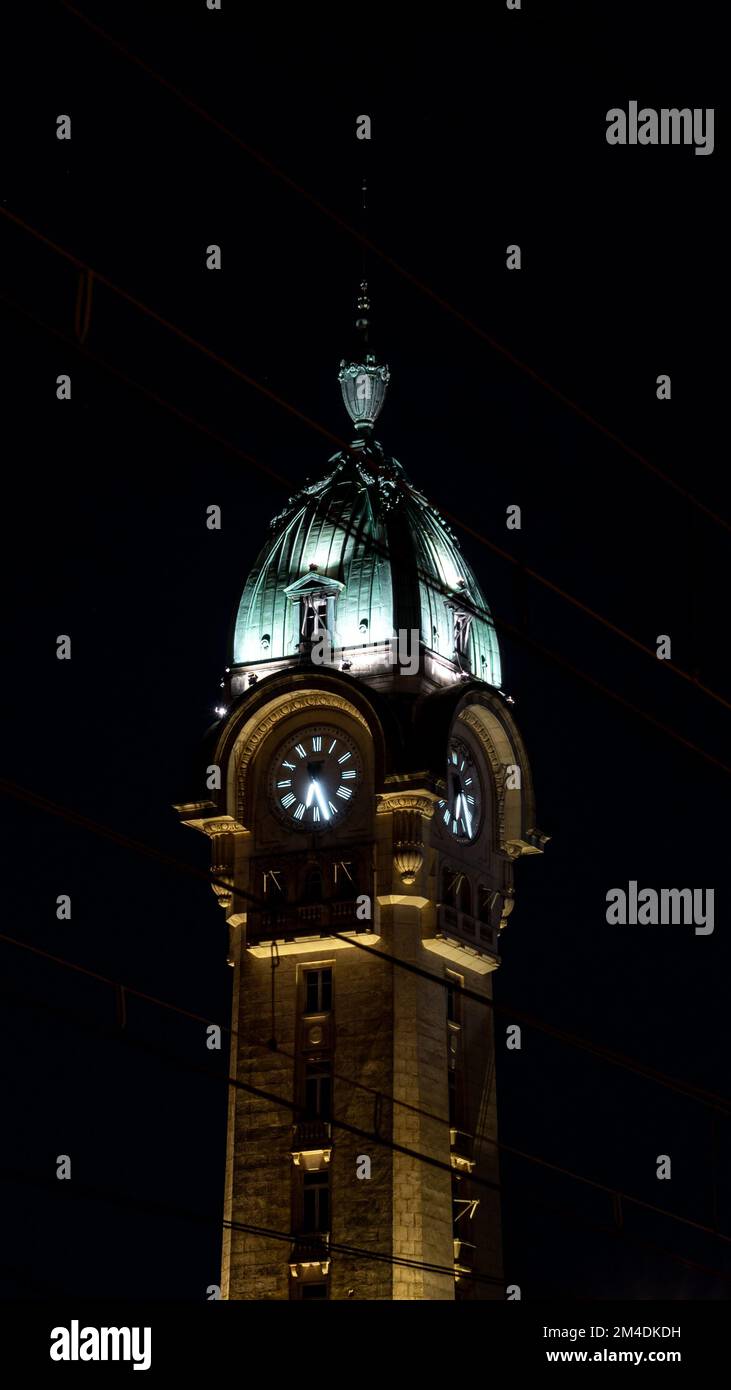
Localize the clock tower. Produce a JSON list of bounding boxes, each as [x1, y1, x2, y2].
[[176, 287, 547, 1300]]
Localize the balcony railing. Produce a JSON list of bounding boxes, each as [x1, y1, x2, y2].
[[289, 1233, 331, 1279], [436, 905, 500, 960], [291, 1121, 332, 1172], [249, 898, 367, 943]]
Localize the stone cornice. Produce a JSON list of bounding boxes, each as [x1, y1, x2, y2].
[[376, 792, 437, 818]]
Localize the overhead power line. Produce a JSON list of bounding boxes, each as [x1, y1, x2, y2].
[[57, 0, 731, 536], [2, 290, 729, 780], [1, 778, 729, 1117], [0, 1163, 502, 1290], [2, 977, 729, 1273], [2, 220, 728, 719]]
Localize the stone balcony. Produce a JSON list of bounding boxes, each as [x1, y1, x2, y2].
[[450, 1128, 476, 1174], [422, 905, 501, 974], [289, 1233, 331, 1282], [453, 1237, 476, 1278], [291, 1121, 332, 1173], [246, 897, 379, 955]]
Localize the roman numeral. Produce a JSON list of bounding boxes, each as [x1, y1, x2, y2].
[[341, 769, 356, 780], [277, 779, 292, 788], [328, 740, 337, 754], [337, 752, 351, 764], [313, 805, 320, 822], [464, 777, 472, 786], [293, 802, 306, 820], [281, 792, 296, 808], [336, 786, 352, 800], [295, 744, 306, 759], [443, 808, 451, 825], [312, 736, 322, 752], [328, 801, 338, 816], [282, 760, 296, 771], [466, 794, 475, 805]]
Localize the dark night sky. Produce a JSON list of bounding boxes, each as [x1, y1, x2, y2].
[[1, 1, 728, 1300]]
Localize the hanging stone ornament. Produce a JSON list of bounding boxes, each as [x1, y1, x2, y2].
[[392, 806, 427, 885]]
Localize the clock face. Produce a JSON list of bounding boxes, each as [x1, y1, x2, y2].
[[438, 738, 482, 842], [269, 724, 363, 831]]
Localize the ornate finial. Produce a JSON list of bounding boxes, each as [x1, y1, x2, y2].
[[338, 177, 390, 435], [338, 281, 390, 435]]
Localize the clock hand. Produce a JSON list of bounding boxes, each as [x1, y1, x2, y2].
[[306, 781, 314, 808], [312, 779, 331, 820], [462, 798, 472, 837], [454, 793, 462, 822]]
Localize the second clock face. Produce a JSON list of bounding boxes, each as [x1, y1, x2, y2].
[[269, 724, 363, 831], [438, 738, 483, 842]]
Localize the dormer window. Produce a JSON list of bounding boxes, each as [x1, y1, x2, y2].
[[284, 568, 345, 656], [447, 580, 476, 671], [453, 610, 472, 657]]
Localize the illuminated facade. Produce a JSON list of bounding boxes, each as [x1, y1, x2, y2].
[[176, 290, 546, 1299]]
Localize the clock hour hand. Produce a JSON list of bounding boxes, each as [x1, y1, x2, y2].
[[306, 771, 330, 820]]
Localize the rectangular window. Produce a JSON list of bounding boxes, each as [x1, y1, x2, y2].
[[446, 969, 463, 1027], [448, 1067, 457, 1125], [303, 1171, 330, 1233], [304, 1060, 332, 1120], [304, 967, 332, 1014]]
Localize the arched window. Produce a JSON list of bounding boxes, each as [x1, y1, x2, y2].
[[447, 581, 476, 671], [442, 866, 459, 908], [478, 886, 494, 924]]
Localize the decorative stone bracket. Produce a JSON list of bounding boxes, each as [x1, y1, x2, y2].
[[173, 802, 248, 913], [377, 792, 436, 888]]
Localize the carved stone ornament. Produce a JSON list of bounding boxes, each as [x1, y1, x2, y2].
[[498, 894, 515, 931], [393, 845, 423, 886], [209, 826, 240, 912], [376, 793, 436, 819], [211, 869, 234, 911], [200, 819, 246, 838], [392, 808, 427, 885]]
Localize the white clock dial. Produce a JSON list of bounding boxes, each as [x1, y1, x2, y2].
[[437, 738, 482, 842], [269, 724, 363, 831]]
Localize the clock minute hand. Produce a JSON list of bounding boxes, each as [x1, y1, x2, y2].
[[312, 778, 331, 820]]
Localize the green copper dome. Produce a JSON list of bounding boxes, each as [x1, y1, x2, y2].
[[232, 438, 501, 691]]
